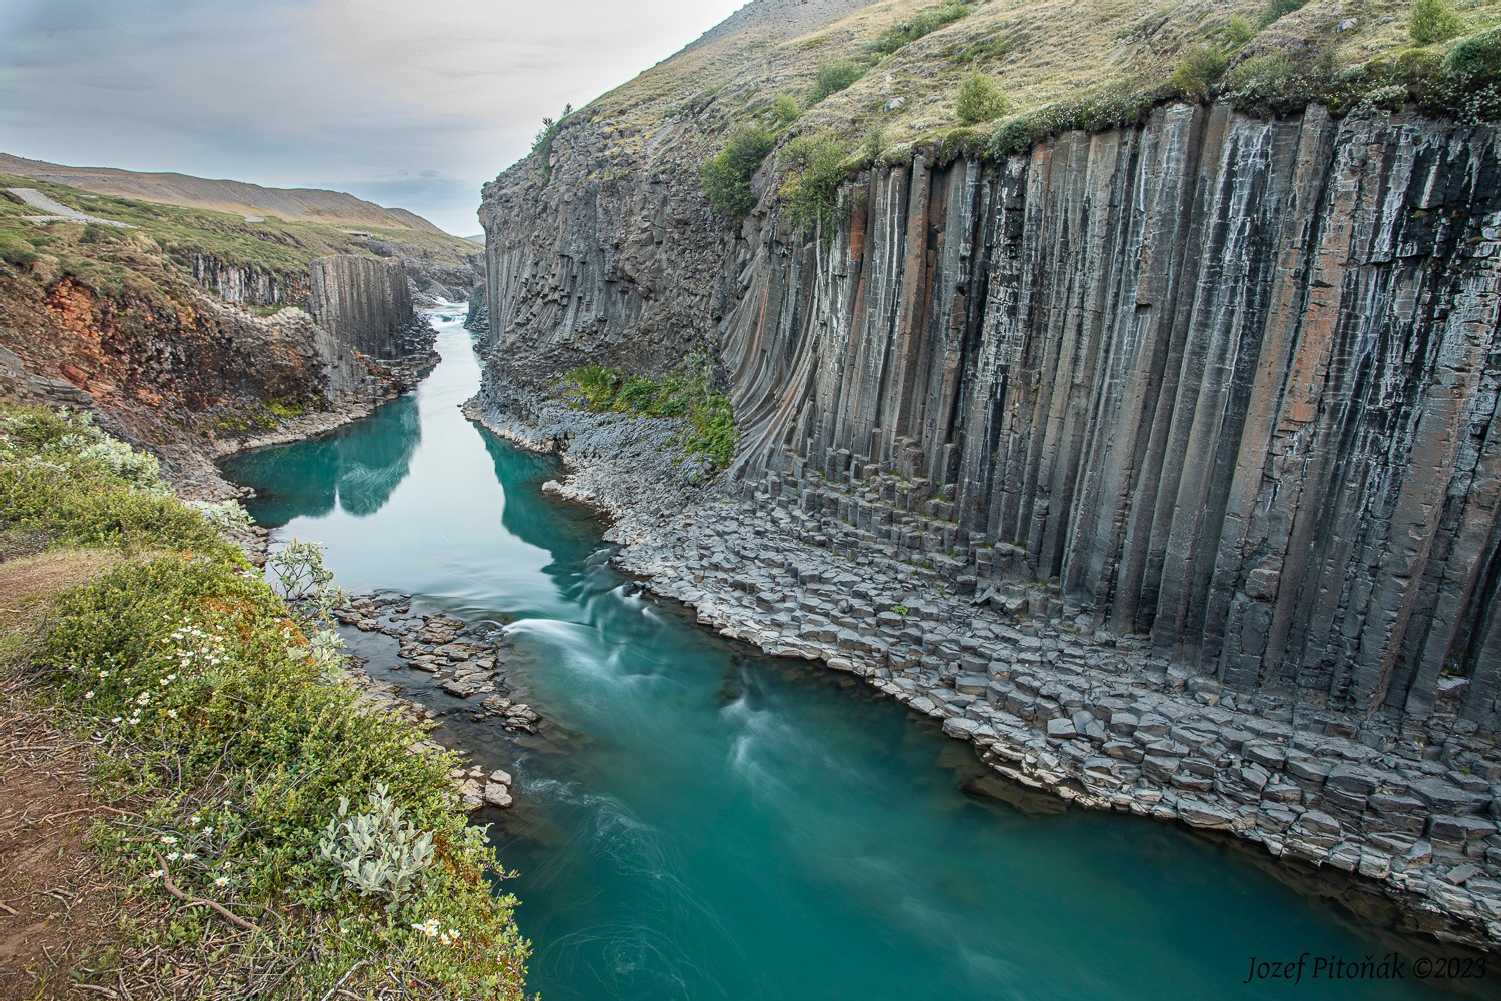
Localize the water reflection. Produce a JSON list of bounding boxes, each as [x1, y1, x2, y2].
[[229, 396, 421, 526]]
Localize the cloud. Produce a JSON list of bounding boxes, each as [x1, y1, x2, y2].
[[0, 0, 745, 232]]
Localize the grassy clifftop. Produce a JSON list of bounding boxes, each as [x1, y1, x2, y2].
[[533, 0, 1501, 206], [0, 171, 473, 304]]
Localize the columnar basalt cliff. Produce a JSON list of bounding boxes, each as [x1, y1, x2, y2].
[[484, 101, 1501, 732], [477, 94, 1501, 944], [724, 103, 1501, 731], [309, 254, 421, 359], [189, 252, 307, 306]]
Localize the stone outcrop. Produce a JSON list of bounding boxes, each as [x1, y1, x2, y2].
[[309, 254, 421, 359]]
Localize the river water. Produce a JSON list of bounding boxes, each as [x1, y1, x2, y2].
[[223, 307, 1463, 1001]]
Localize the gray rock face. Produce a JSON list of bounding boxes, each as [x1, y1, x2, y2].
[[475, 98, 1501, 945], [308, 255, 419, 359], [190, 253, 305, 306], [483, 100, 1501, 731]]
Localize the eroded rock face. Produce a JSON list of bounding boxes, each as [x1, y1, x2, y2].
[[190, 253, 305, 307], [482, 100, 1501, 732], [309, 255, 419, 359]]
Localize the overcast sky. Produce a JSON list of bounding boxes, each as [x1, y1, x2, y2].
[[0, 0, 745, 234]]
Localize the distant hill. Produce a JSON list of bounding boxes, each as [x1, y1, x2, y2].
[[464, 234, 485, 245], [0, 152, 449, 235]]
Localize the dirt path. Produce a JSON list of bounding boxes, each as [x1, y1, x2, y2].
[[5, 188, 136, 228]]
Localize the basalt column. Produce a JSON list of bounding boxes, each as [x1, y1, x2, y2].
[[718, 102, 1501, 730]]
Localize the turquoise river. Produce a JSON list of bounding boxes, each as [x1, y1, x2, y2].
[[222, 307, 1476, 1001]]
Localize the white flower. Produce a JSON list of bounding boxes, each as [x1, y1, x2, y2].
[[190, 815, 201, 826], [98, 670, 109, 679], [214, 876, 229, 888], [166, 851, 181, 861], [182, 852, 197, 861], [160, 835, 178, 845], [111, 716, 122, 724], [147, 869, 164, 880], [412, 918, 441, 938], [201, 826, 214, 836], [166, 709, 178, 720], [83, 690, 94, 700]]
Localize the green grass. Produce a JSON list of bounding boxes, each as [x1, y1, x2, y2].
[[869, 3, 971, 56], [563, 364, 737, 468], [0, 404, 530, 998], [0, 172, 473, 306]]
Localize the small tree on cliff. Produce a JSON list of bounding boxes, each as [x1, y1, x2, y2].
[[701, 125, 775, 218]]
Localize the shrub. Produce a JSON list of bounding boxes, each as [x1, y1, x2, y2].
[[810, 59, 867, 103], [319, 784, 435, 909], [1169, 44, 1229, 99], [1258, 0, 1308, 28], [1411, 0, 1461, 45], [870, 3, 970, 55], [1443, 27, 1501, 79], [778, 132, 851, 234], [859, 125, 888, 166], [0, 407, 228, 555], [530, 103, 573, 181], [1220, 16, 1256, 50], [701, 125, 776, 218], [988, 81, 1166, 157], [1221, 51, 1332, 115], [770, 92, 803, 127], [955, 72, 1010, 123]]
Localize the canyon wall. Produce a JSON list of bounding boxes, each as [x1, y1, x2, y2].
[[189, 253, 307, 307], [481, 101, 1501, 733], [308, 254, 417, 358]]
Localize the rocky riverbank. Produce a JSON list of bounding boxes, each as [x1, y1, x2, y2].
[[468, 387, 1501, 951]]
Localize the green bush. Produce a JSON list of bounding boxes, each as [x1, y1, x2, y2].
[[859, 125, 889, 166], [955, 72, 1010, 123], [1221, 51, 1332, 114], [1443, 26, 1501, 79], [530, 103, 573, 181], [0, 404, 530, 997], [1258, 0, 1308, 28], [770, 92, 803, 127], [870, 3, 970, 55], [0, 407, 229, 555], [701, 125, 776, 218], [1220, 15, 1256, 50], [1411, 0, 1461, 45], [1169, 44, 1229, 99], [779, 132, 851, 234], [810, 59, 868, 103]]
